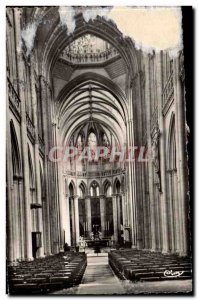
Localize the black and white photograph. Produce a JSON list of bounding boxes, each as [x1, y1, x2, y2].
[[5, 5, 193, 295]]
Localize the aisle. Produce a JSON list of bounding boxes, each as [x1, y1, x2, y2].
[[76, 254, 125, 295], [52, 251, 192, 295]]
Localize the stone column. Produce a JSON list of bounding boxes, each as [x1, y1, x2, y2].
[[167, 170, 175, 252], [74, 195, 80, 245], [13, 179, 20, 260], [173, 57, 188, 256], [60, 193, 70, 247], [112, 194, 118, 242], [100, 195, 106, 237], [173, 169, 181, 253], [144, 57, 156, 251], [121, 193, 126, 228], [156, 52, 169, 253], [31, 71, 45, 257], [117, 194, 121, 242], [6, 101, 15, 262], [18, 178, 25, 259], [70, 197, 75, 245], [120, 193, 126, 243], [64, 194, 71, 246], [14, 8, 33, 261], [85, 196, 91, 237]]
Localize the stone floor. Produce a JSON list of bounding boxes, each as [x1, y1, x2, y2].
[[52, 249, 192, 295]]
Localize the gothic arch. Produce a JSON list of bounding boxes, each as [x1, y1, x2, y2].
[[68, 180, 76, 196], [89, 179, 100, 196], [39, 14, 140, 81], [102, 179, 112, 195], [27, 144, 35, 189], [79, 180, 87, 197], [113, 177, 121, 194], [10, 120, 21, 177]]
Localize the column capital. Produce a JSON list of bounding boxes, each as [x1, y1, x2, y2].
[[99, 194, 105, 198], [85, 195, 91, 200]]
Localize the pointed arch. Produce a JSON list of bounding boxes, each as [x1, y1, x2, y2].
[[89, 180, 100, 196], [68, 180, 76, 196], [79, 180, 87, 198], [10, 120, 21, 177], [113, 177, 121, 194], [27, 144, 35, 189], [41, 15, 140, 81], [103, 179, 112, 196]]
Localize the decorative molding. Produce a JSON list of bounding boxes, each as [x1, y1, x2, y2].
[[26, 113, 35, 143], [162, 96, 174, 117], [8, 77, 21, 122], [162, 71, 174, 110], [64, 168, 125, 178]]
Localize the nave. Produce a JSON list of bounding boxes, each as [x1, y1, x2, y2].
[[6, 7, 192, 295], [8, 247, 192, 295]]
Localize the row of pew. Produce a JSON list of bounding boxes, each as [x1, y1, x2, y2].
[[109, 249, 192, 282], [7, 252, 87, 295]]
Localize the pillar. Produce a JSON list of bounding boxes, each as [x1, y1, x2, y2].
[[121, 193, 126, 243], [13, 179, 20, 260], [117, 194, 121, 242], [74, 195, 80, 245], [70, 197, 75, 245], [85, 196, 91, 237], [156, 52, 169, 253], [173, 57, 188, 255], [100, 195, 106, 237], [144, 57, 156, 251], [112, 194, 118, 242], [14, 8, 33, 260], [18, 178, 25, 259], [64, 194, 71, 245]]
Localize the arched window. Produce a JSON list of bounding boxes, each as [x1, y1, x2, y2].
[[115, 179, 121, 194], [90, 181, 99, 197], [69, 182, 74, 197], [103, 133, 109, 147], [10, 121, 21, 177], [106, 185, 112, 197], [88, 132, 97, 148], [77, 134, 83, 149], [104, 181, 112, 197], [79, 182, 86, 198]]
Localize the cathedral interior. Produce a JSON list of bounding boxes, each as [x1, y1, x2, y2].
[[6, 7, 192, 295]]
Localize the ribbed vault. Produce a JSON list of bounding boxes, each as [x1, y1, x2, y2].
[[57, 78, 127, 147]]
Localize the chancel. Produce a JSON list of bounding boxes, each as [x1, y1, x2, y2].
[[6, 7, 192, 295]]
